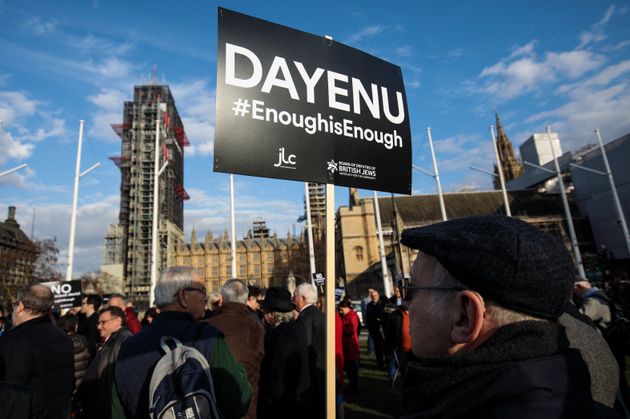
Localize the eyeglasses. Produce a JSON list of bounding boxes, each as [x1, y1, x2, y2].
[[98, 317, 116, 326], [398, 278, 465, 302]]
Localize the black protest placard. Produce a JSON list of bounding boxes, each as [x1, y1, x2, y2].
[[41, 280, 83, 311], [214, 8, 412, 194]]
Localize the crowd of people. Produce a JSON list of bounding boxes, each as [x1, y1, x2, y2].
[[0, 214, 630, 418]]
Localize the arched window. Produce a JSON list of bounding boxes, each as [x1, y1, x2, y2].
[[354, 246, 364, 261]]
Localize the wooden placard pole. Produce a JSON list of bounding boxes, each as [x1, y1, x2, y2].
[[325, 183, 335, 418]]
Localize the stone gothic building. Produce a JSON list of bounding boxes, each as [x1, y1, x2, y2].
[[493, 112, 524, 189]]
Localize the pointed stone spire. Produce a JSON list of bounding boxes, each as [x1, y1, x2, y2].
[[349, 187, 360, 208], [191, 226, 197, 247], [493, 112, 524, 189]]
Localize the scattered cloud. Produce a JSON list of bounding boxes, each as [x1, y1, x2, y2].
[[577, 5, 624, 48], [477, 45, 604, 100], [171, 79, 216, 158], [0, 90, 68, 165], [87, 88, 129, 142], [346, 24, 403, 44], [23, 16, 57, 35]]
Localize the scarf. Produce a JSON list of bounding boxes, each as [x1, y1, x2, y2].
[[401, 321, 569, 413]]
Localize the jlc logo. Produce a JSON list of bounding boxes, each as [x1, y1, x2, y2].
[[273, 147, 296, 168]]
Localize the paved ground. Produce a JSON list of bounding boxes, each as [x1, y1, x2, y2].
[[343, 329, 403, 419]]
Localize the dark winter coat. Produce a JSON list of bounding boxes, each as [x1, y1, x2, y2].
[[79, 327, 132, 419], [69, 333, 90, 391], [296, 305, 326, 418], [258, 321, 311, 419], [0, 315, 74, 419], [78, 312, 99, 360], [401, 321, 614, 419], [206, 302, 265, 419]]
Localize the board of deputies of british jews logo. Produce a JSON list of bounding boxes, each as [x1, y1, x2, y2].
[[273, 147, 296, 169], [327, 159, 377, 181]]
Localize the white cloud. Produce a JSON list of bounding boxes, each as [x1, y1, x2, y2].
[[346, 24, 403, 44], [477, 43, 604, 100], [577, 5, 620, 48], [87, 88, 130, 142], [23, 16, 57, 35], [170, 80, 216, 158], [0, 91, 39, 122]]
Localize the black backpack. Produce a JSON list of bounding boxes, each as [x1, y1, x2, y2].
[[148, 335, 220, 419]]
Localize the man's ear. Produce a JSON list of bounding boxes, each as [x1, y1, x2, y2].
[[450, 291, 485, 345]]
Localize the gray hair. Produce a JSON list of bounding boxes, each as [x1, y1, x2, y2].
[[295, 283, 318, 305], [17, 284, 53, 315], [154, 267, 198, 308], [221, 279, 248, 304], [415, 252, 543, 326]]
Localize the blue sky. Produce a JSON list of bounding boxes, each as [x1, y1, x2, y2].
[[1, 0, 629, 275]]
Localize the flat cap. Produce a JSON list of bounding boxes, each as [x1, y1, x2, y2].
[[401, 215, 575, 320]]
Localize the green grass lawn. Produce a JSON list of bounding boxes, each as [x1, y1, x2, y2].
[[343, 329, 403, 419]]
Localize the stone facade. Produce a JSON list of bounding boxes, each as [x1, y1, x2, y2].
[[170, 230, 304, 293], [0, 207, 38, 307]]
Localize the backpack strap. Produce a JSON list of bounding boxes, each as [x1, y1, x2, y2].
[[159, 336, 180, 354]]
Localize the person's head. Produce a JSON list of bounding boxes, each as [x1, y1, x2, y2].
[[208, 292, 221, 311], [81, 294, 102, 316], [58, 313, 79, 334], [369, 289, 380, 303], [394, 286, 401, 299], [260, 287, 296, 327], [401, 215, 575, 359], [294, 283, 318, 312], [154, 267, 208, 320], [247, 285, 263, 312], [97, 306, 126, 340], [12, 284, 54, 326], [108, 293, 127, 310], [338, 298, 352, 315], [143, 308, 158, 325], [221, 279, 249, 305]]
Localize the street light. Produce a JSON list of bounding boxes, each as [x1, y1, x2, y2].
[[0, 163, 28, 178], [66, 120, 101, 282], [149, 116, 169, 307], [412, 127, 447, 221], [521, 125, 585, 277]]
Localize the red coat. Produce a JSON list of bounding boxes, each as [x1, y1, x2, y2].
[[341, 309, 360, 361], [124, 307, 142, 334], [335, 312, 344, 383]]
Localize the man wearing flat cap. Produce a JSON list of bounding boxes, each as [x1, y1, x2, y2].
[[399, 214, 617, 419]]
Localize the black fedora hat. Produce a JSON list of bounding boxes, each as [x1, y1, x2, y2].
[[259, 287, 296, 313]]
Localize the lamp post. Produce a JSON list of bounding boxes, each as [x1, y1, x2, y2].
[[66, 120, 100, 282], [149, 117, 169, 306], [489, 125, 512, 216]]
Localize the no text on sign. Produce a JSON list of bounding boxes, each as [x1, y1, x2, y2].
[[214, 8, 412, 194], [41, 280, 83, 311]]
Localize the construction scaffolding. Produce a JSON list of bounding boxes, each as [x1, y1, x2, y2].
[[108, 84, 187, 306]]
